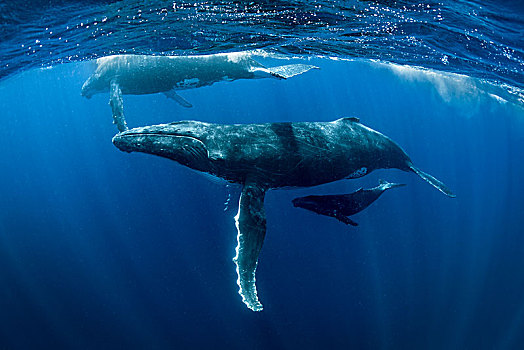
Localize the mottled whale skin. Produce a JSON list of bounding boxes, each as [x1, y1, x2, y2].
[[81, 53, 317, 131], [112, 117, 455, 311], [293, 180, 405, 226]]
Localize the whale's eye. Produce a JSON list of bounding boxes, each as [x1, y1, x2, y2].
[[347, 167, 367, 179]]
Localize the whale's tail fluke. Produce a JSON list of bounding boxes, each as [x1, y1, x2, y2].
[[266, 64, 319, 79], [378, 179, 406, 191], [410, 166, 456, 198]]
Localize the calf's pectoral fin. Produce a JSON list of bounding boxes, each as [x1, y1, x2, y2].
[[163, 90, 193, 108], [233, 183, 267, 312], [335, 214, 358, 226], [109, 80, 128, 132]]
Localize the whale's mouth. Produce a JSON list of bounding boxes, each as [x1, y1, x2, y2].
[[80, 83, 93, 99], [113, 123, 196, 142], [113, 129, 201, 139], [112, 126, 210, 166], [113, 131, 204, 151], [112, 132, 180, 148], [291, 198, 302, 207], [114, 122, 201, 137], [292, 197, 308, 207], [291, 196, 319, 211]]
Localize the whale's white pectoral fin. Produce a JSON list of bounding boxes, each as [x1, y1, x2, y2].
[[163, 90, 193, 108], [266, 64, 319, 79], [233, 184, 267, 312], [109, 80, 128, 132]]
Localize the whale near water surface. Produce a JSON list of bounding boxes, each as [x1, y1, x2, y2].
[[81, 52, 318, 132]]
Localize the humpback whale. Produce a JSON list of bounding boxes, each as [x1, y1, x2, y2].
[[292, 180, 405, 226], [112, 117, 455, 311], [81, 53, 318, 132]]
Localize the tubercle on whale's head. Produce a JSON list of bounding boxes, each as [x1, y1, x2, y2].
[[81, 57, 112, 98], [81, 81, 92, 98], [112, 123, 212, 172], [81, 73, 102, 99]]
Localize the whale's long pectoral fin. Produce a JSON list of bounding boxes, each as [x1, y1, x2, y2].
[[410, 166, 456, 198], [109, 80, 128, 132], [264, 64, 319, 79], [233, 184, 267, 311], [163, 90, 193, 108]]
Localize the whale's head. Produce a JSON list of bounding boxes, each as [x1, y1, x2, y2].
[[81, 57, 117, 98], [375, 136, 414, 172], [366, 131, 455, 197], [348, 121, 414, 173], [291, 195, 324, 214], [112, 122, 212, 172], [81, 72, 106, 98], [344, 119, 455, 197]]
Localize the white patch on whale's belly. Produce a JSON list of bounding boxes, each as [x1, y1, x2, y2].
[[347, 167, 367, 179], [176, 78, 200, 88]]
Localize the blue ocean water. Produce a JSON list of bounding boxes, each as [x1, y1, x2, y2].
[[1, 1, 524, 349]]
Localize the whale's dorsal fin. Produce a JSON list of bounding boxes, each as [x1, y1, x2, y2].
[[233, 183, 267, 311], [163, 90, 193, 108], [109, 80, 128, 132]]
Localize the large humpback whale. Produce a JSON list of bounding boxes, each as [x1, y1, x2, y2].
[[292, 180, 405, 226], [81, 53, 317, 132], [112, 117, 455, 311]]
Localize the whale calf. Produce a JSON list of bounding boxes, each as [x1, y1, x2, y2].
[[112, 117, 455, 311], [293, 180, 405, 226], [81, 53, 318, 131]]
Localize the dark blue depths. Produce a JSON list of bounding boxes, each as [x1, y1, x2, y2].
[[0, 59, 523, 349]]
